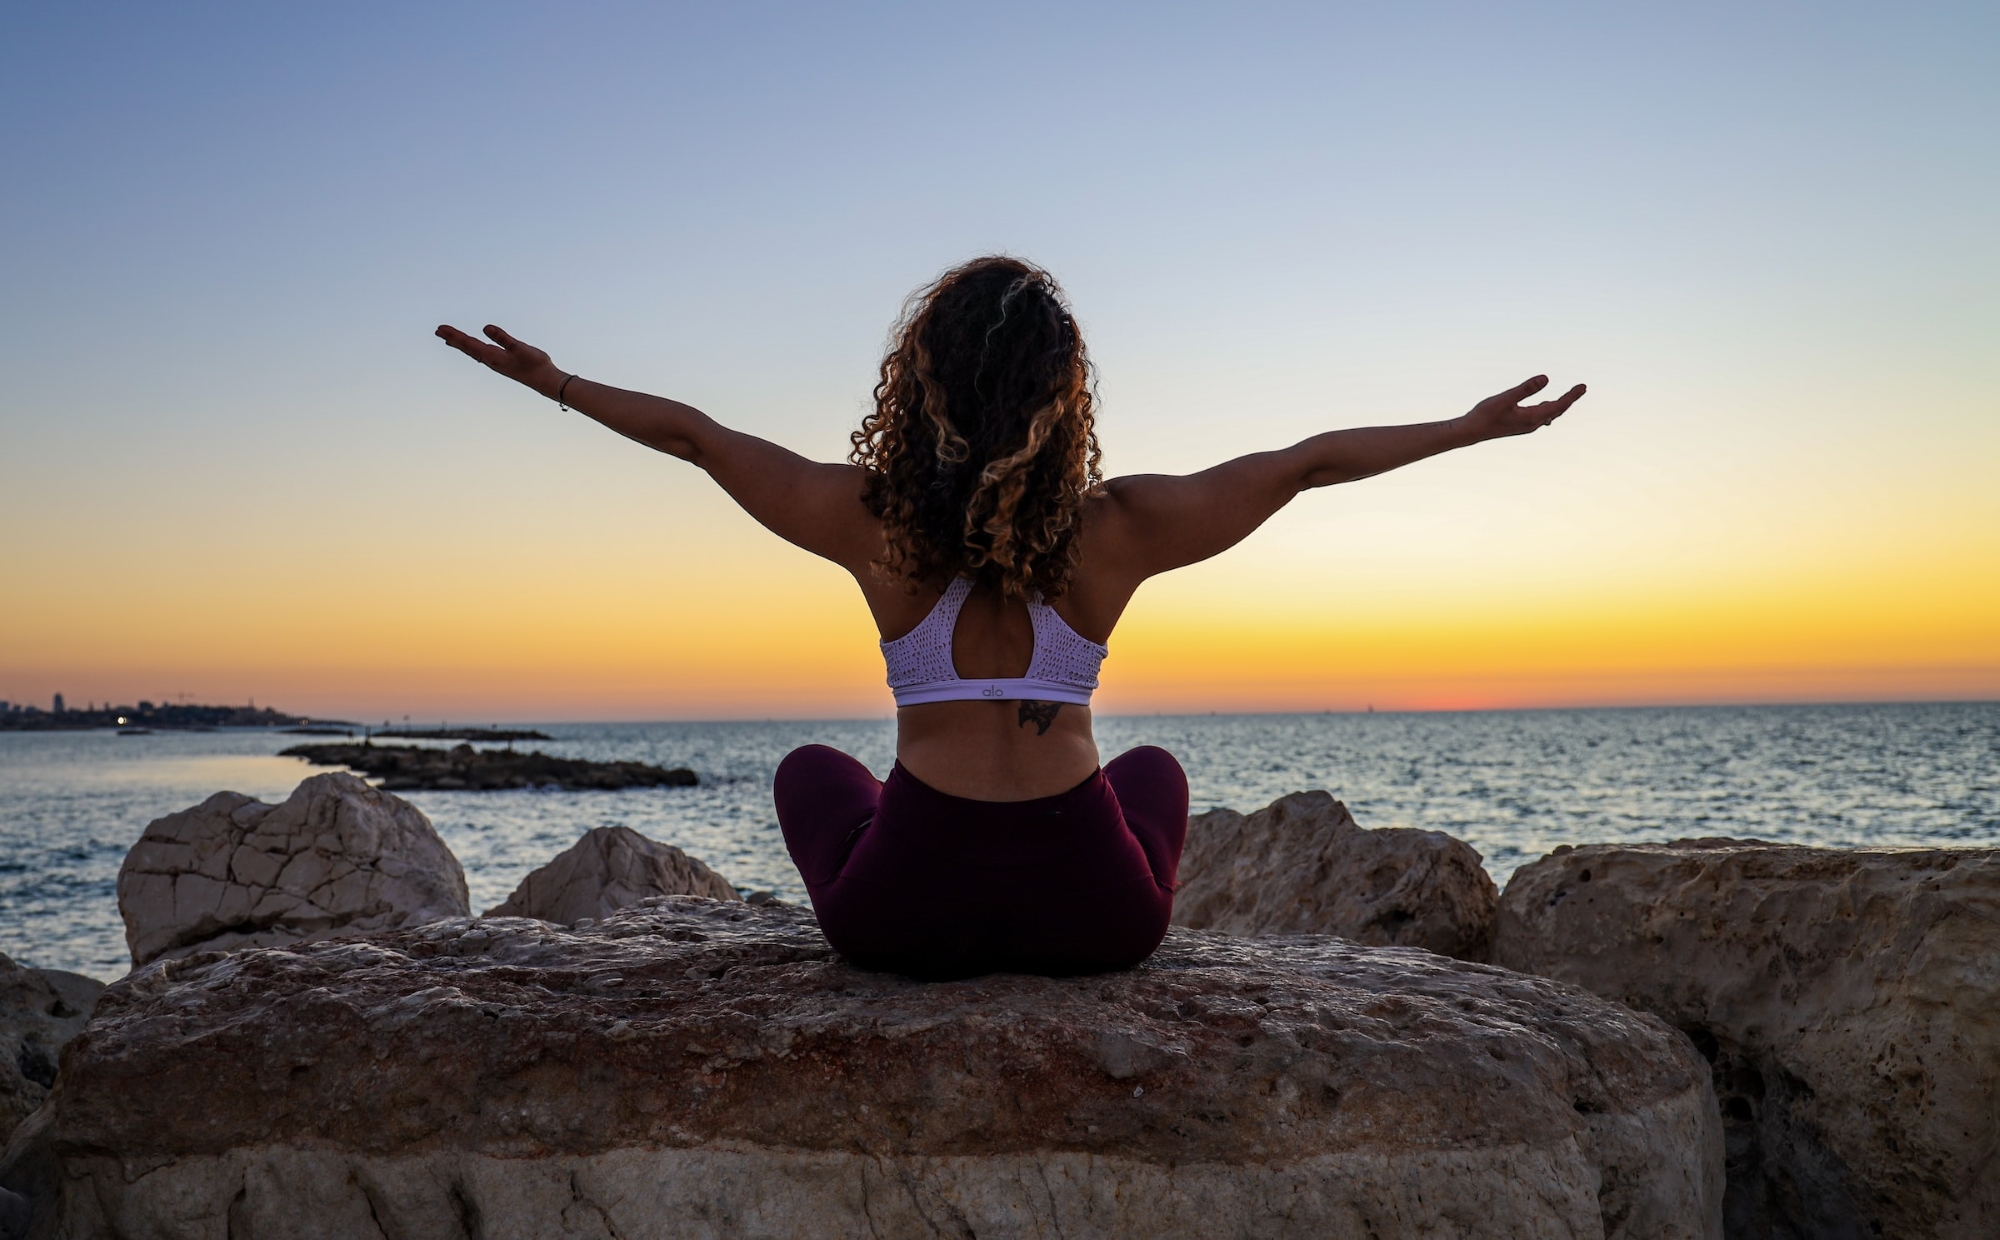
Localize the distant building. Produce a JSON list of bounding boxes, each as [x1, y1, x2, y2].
[[53, 693, 65, 714]]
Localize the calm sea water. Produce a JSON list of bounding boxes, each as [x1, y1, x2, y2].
[[3, 703, 1994, 980]]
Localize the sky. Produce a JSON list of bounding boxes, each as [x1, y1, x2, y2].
[[2, 1, 1995, 721]]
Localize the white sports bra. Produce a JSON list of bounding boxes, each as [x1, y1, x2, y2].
[[881, 576, 1107, 707]]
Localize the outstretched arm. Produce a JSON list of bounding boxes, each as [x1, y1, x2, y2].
[[436, 324, 877, 569], [1095, 375, 1586, 581]]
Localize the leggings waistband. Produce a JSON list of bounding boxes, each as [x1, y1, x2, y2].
[[876, 761, 1122, 862]]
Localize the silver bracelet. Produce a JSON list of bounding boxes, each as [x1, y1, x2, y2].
[[557, 373, 579, 410]]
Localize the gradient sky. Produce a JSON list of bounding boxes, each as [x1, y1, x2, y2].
[[3, 2, 1995, 721]]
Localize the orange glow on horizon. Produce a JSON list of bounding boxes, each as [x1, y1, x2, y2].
[[6, 563, 1992, 721]]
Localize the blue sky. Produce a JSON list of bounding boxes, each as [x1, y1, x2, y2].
[[3, 2, 1995, 717]]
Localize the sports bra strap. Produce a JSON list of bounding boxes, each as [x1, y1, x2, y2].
[[880, 577, 1106, 707]]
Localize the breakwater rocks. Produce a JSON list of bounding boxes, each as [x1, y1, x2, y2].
[[367, 727, 554, 742], [116, 772, 470, 967], [6, 898, 1720, 1239], [1172, 790, 1498, 961], [16, 776, 1998, 1239], [1494, 841, 2000, 1239], [281, 741, 697, 792]]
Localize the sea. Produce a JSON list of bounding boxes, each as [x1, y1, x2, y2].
[[3, 702, 1995, 981]]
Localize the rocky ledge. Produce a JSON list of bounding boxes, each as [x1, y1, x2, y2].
[[5, 898, 1721, 1239], [280, 742, 697, 792], [1495, 840, 2000, 1240]]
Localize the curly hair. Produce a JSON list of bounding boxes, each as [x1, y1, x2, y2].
[[851, 256, 1102, 600]]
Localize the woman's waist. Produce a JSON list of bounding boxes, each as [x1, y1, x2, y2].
[[894, 704, 1099, 801]]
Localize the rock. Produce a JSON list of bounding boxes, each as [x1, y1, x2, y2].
[[486, 825, 739, 922], [9, 898, 1721, 1239], [0, 956, 103, 1146], [1171, 790, 1499, 960], [1493, 840, 2000, 1240], [115, 772, 470, 968], [280, 741, 698, 791]]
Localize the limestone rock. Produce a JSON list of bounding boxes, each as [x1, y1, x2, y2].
[[114, 771, 469, 968], [1172, 790, 1499, 960], [486, 825, 739, 922], [9, 898, 1721, 1238], [1493, 840, 2000, 1240], [0, 956, 102, 1145]]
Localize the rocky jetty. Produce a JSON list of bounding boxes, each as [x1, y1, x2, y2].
[[367, 727, 553, 742], [281, 741, 697, 791], [115, 772, 470, 967], [1494, 840, 2000, 1240], [4, 898, 1721, 1239], [487, 825, 741, 921], [0, 957, 102, 1147], [1171, 790, 1498, 960]]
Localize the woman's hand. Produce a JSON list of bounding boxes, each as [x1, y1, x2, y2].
[[434, 323, 565, 398], [1463, 375, 1587, 440]]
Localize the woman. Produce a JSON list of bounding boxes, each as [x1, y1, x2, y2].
[[438, 255, 1583, 978]]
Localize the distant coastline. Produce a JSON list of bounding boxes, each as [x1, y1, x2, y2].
[[0, 698, 352, 732]]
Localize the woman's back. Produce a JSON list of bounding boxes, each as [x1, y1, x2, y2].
[[869, 496, 1131, 801]]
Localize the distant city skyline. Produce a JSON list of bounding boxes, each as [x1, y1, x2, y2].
[[3, 3, 1995, 720]]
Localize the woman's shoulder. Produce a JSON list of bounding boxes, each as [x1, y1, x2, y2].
[[1075, 480, 1152, 556]]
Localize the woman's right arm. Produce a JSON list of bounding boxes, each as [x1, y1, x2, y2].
[[436, 324, 878, 570]]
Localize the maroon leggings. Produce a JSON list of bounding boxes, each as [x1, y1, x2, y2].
[[774, 744, 1188, 979]]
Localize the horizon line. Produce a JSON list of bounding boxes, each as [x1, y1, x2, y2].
[[156, 695, 2000, 729]]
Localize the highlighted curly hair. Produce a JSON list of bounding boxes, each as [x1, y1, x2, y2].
[[851, 256, 1102, 600]]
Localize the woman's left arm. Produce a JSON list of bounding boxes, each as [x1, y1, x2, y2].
[[1091, 375, 1587, 583]]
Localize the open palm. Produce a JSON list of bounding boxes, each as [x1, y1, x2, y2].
[[1465, 375, 1587, 438], [435, 323, 563, 393]]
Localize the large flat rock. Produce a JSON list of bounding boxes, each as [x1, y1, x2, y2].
[[1494, 841, 2000, 1240], [10, 899, 1719, 1238]]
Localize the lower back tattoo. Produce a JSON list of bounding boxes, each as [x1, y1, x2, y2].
[[1017, 700, 1063, 735]]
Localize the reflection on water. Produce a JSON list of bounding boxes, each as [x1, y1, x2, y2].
[[2, 702, 1995, 979]]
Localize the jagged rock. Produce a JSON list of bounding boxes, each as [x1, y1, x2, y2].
[[0, 956, 102, 1146], [1493, 840, 2000, 1240], [114, 772, 469, 968], [1171, 790, 1499, 960], [6, 898, 1721, 1239], [486, 825, 739, 922]]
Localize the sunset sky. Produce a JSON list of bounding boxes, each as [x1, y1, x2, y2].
[[4, 2, 1995, 721]]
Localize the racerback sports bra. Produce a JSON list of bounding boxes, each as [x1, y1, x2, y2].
[[881, 577, 1107, 707]]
